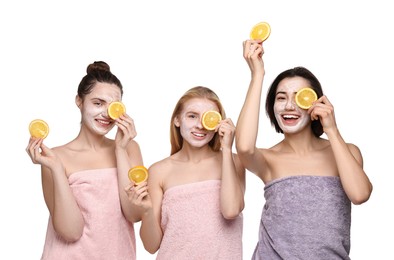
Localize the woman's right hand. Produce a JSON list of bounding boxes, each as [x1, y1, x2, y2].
[[25, 137, 62, 170], [124, 182, 152, 211]]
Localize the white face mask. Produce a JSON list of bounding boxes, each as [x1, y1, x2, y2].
[[273, 77, 311, 134], [80, 82, 122, 135], [175, 98, 218, 148]]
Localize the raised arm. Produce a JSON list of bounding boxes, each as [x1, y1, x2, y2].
[[235, 40, 268, 174]]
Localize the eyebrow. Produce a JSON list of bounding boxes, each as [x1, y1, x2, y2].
[[91, 97, 108, 103], [276, 91, 297, 96]]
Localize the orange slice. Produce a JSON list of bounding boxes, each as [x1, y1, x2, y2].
[[128, 166, 149, 185], [108, 101, 126, 119], [202, 110, 222, 131], [29, 119, 49, 139], [295, 87, 318, 109], [250, 22, 271, 41]]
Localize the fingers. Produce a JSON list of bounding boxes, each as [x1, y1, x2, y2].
[[116, 114, 137, 139], [125, 182, 149, 203], [26, 138, 43, 163], [243, 39, 264, 59], [309, 95, 335, 122]]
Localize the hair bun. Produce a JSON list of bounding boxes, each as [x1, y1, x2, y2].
[[87, 61, 110, 74]]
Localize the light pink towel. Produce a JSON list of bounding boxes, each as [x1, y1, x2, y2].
[[41, 168, 136, 260], [157, 180, 243, 260]]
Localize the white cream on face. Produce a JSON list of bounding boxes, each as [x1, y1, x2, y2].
[[80, 82, 122, 135], [176, 98, 218, 148], [274, 77, 311, 134]]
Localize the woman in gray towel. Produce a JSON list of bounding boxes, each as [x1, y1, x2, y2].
[[235, 39, 373, 260]]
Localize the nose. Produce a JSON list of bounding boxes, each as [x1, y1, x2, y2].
[[102, 105, 109, 117], [285, 98, 296, 110], [197, 117, 204, 129]]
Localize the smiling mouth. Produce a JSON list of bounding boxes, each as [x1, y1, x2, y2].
[[282, 114, 299, 122], [97, 119, 111, 125], [192, 132, 206, 137]]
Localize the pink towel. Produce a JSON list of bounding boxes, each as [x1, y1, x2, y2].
[[157, 180, 243, 260], [41, 168, 136, 260]]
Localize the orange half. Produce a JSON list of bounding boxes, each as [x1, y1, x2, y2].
[[202, 110, 222, 131], [29, 119, 49, 139], [128, 166, 149, 184], [108, 101, 126, 120], [250, 22, 271, 41], [295, 87, 318, 109]]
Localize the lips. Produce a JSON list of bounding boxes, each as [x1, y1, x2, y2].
[[192, 132, 207, 138], [282, 114, 300, 120], [96, 119, 111, 126]]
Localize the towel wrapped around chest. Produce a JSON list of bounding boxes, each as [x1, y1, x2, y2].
[[41, 168, 136, 260], [157, 180, 243, 260], [252, 175, 351, 260]]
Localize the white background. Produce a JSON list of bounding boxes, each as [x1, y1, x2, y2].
[[1, 0, 393, 259]]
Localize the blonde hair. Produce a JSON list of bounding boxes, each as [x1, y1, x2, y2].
[[170, 86, 226, 155]]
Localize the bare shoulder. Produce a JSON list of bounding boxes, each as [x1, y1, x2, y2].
[[148, 157, 173, 180], [347, 142, 363, 163]]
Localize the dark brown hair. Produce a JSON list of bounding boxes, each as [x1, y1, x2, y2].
[[77, 61, 123, 100]]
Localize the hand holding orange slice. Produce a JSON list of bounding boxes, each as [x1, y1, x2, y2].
[[108, 101, 126, 120], [29, 119, 49, 139], [128, 166, 149, 185], [202, 110, 222, 131], [250, 22, 271, 42], [295, 87, 318, 109]]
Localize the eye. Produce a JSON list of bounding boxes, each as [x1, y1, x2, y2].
[[188, 114, 197, 119]]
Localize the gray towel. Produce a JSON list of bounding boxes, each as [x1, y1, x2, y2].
[[252, 176, 351, 260]]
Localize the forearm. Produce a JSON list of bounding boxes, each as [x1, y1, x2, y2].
[[115, 148, 139, 221], [327, 129, 373, 204], [235, 75, 264, 154], [140, 209, 163, 254], [220, 149, 245, 219]]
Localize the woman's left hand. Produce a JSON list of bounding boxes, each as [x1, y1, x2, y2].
[[115, 114, 137, 149], [309, 95, 338, 134], [216, 118, 236, 151]]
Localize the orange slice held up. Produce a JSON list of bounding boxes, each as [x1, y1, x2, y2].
[[108, 101, 126, 120], [250, 21, 271, 42], [295, 87, 318, 109], [29, 119, 49, 139], [128, 166, 149, 185], [202, 110, 222, 131]]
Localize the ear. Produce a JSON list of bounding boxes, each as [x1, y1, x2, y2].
[[75, 95, 82, 109], [174, 116, 180, 127]]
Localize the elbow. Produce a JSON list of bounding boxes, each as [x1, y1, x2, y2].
[[235, 142, 254, 157], [56, 228, 83, 243], [221, 203, 244, 220], [143, 243, 159, 255], [53, 221, 84, 243], [350, 184, 373, 205]]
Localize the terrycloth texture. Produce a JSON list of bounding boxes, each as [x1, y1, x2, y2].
[[157, 180, 243, 260], [252, 176, 351, 260], [41, 168, 136, 260]]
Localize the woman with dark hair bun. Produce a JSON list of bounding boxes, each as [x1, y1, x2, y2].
[[236, 40, 373, 259], [26, 61, 142, 259]]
